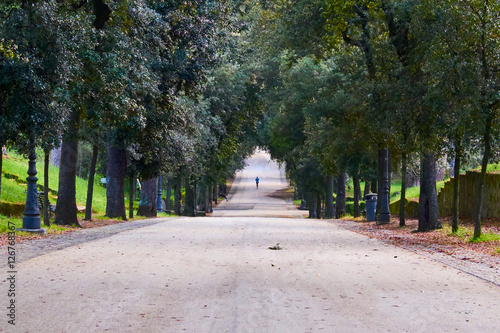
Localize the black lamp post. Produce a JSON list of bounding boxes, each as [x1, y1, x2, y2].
[[157, 175, 163, 213], [377, 146, 391, 224], [19, 147, 46, 234]]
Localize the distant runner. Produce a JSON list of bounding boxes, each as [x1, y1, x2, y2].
[[255, 177, 259, 189]]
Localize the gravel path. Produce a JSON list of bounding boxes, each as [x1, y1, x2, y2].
[[1, 219, 165, 267], [4, 216, 498, 289]]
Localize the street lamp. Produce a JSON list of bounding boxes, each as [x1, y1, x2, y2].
[[377, 147, 391, 224], [18, 148, 46, 234]]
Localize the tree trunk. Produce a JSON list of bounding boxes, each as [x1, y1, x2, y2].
[[355, 176, 362, 201], [353, 175, 360, 218], [128, 173, 137, 219], [417, 151, 441, 231], [174, 177, 182, 215], [106, 144, 127, 220], [399, 152, 407, 227], [208, 185, 214, 213], [452, 138, 461, 233], [213, 184, 218, 205], [308, 191, 316, 218], [55, 110, 80, 226], [473, 117, 492, 238], [137, 177, 157, 217], [376, 148, 385, 216], [363, 181, 370, 198], [325, 175, 334, 218], [316, 192, 322, 219], [129, 175, 135, 219], [336, 173, 346, 218], [134, 177, 139, 200], [204, 186, 209, 213], [84, 144, 98, 221], [43, 150, 50, 227], [0, 143, 3, 202], [184, 178, 196, 217], [197, 181, 207, 212], [165, 182, 172, 213], [370, 178, 377, 193]]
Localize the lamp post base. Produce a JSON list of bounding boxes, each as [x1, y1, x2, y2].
[[16, 228, 47, 234], [376, 214, 391, 224], [377, 147, 391, 225]]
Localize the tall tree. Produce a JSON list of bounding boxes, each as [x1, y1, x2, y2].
[[380, 0, 443, 231], [1, 0, 65, 215]]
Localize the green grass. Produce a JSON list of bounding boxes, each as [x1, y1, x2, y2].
[[2, 149, 108, 211], [1, 150, 113, 232], [1, 176, 27, 203], [447, 227, 470, 238], [348, 180, 446, 204], [0, 215, 20, 233], [468, 233, 500, 243], [157, 211, 178, 218], [470, 162, 500, 173], [486, 163, 500, 173], [0, 214, 78, 233], [388, 180, 446, 203], [1, 149, 179, 224]]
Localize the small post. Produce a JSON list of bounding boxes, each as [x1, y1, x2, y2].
[[19, 147, 46, 234], [157, 175, 163, 213], [377, 146, 391, 224]]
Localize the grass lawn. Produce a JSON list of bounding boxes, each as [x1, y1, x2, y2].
[[485, 163, 500, 173], [388, 179, 447, 203], [1, 149, 182, 236], [1, 150, 128, 233], [2, 150, 108, 211], [347, 179, 447, 203]]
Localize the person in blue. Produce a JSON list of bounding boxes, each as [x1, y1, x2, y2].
[[255, 177, 260, 189]]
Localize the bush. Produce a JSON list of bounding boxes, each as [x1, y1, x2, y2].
[[346, 201, 366, 215], [0, 202, 25, 216]]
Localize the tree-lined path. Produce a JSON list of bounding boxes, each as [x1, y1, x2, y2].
[[213, 149, 307, 218], [2, 152, 500, 332]]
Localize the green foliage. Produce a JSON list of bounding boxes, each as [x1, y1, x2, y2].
[[468, 233, 500, 243], [346, 201, 366, 216], [0, 0, 257, 218]]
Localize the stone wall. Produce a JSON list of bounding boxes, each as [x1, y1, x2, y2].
[[391, 171, 500, 219], [389, 199, 419, 219], [438, 171, 500, 218]]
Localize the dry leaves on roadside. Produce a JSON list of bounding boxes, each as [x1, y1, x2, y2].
[[339, 216, 500, 268]]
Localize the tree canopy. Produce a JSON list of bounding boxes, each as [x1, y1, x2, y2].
[[1, 0, 499, 235]]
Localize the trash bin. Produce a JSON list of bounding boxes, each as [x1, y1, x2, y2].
[[365, 193, 377, 222]]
